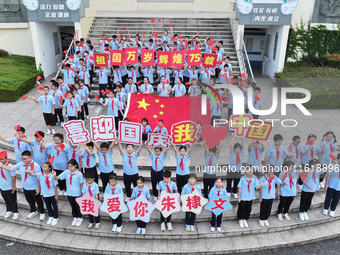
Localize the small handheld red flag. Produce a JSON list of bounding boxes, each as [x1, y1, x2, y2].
[[142, 34, 146, 39], [105, 89, 110, 94], [22, 96, 28, 100], [49, 156, 55, 165], [63, 50, 68, 54], [101, 89, 105, 94], [38, 85, 44, 90], [169, 22, 172, 27], [120, 33, 123, 38], [37, 76, 42, 80], [150, 19, 155, 24], [73, 33, 76, 36], [98, 42, 102, 46], [196, 31, 200, 34], [158, 19, 162, 22], [59, 96, 63, 101], [89, 56, 94, 59], [95, 95, 99, 101], [224, 98, 230, 103], [70, 68, 74, 72], [67, 84, 71, 88], [14, 125, 21, 131], [329, 154, 336, 160], [126, 27, 128, 31], [136, 81, 141, 85], [241, 73, 246, 78], [185, 82, 190, 86], [306, 140, 314, 146], [154, 32, 158, 37]]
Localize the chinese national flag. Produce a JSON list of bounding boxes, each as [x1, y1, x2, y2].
[[202, 53, 218, 68], [157, 51, 172, 68], [125, 94, 211, 132], [187, 49, 201, 66], [93, 53, 108, 67], [110, 50, 123, 66], [171, 50, 185, 67], [141, 49, 155, 66], [124, 47, 138, 64]]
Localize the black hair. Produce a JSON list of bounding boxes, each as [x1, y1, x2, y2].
[[322, 131, 337, 143], [43, 85, 49, 90], [254, 87, 261, 92], [84, 50, 89, 54], [188, 173, 197, 180], [57, 76, 63, 80], [174, 33, 178, 37], [149, 39, 153, 43], [179, 146, 187, 151], [109, 173, 118, 180], [100, 142, 109, 149], [53, 133, 64, 142], [43, 162, 52, 171], [85, 170, 95, 179], [141, 118, 149, 124], [177, 77, 183, 83], [163, 170, 171, 178], [154, 147, 163, 152], [112, 35, 117, 39], [215, 177, 223, 182], [68, 159, 79, 169], [17, 127, 25, 133], [309, 159, 320, 168], [52, 82, 59, 88], [282, 160, 294, 171], [219, 41, 223, 45], [223, 64, 229, 68], [79, 79, 84, 84], [126, 144, 134, 148], [292, 135, 300, 141], [158, 120, 164, 124], [21, 150, 31, 157], [34, 131, 44, 138], [233, 143, 242, 150], [209, 146, 217, 153], [86, 142, 94, 148], [86, 40, 91, 44], [250, 82, 256, 89], [144, 76, 150, 82], [337, 153, 340, 160], [307, 133, 317, 140], [226, 56, 230, 60], [137, 176, 145, 182], [274, 134, 283, 142]]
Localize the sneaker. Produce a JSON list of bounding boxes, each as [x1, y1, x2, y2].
[[323, 209, 329, 215], [153, 196, 158, 202], [47, 217, 53, 225], [190, 225, 195, 232], [141, 228, 146, 234], [117, 226, 122, 232], [299, 212, 305, 221], [88, 223, 94, 228], [125, 197, 131, 202], [12, 213, 19, 220], [112, 224, 117, 232], [71, 217, 77, 226], [304, 212, 309, 221], [46, 130, 52, 135], [161, 222, 166, 231], [233, 193, 238, 199], [61, 122, 64, 127], [51, 218, 58, 226], [40, 213, 45, 221], [259, 219, 265, 227], [217, 227, 222, 232], [329, 211, 335, 217], [136, 227, 141, 234], [239, 220, 244, 228], [86, 116, 90, 120], [95, 223, 100, 229], [243, 220, 249, 228], [58, 190, 64, 196], [320, 182, 325, 189], [51, 129, 56, 134], [277, 213, 283, 221], [297, 184, 303, 191], [186, 225, 191, 232], [210, 226, 215, 232], [283, 213, 290, 221], [264, 220, 270, 227], [27, 211, 38, 219], [76, 218, 83, 227], [167, 222, 173, 231], [4, 212, 13, 219]]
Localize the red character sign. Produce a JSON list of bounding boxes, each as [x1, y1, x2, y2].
[[141, 49, 155, 66], [119, 121, 142, 145], [127, 195, 155, 223], [63, 120, 90, 145], [90, 116, 116, 142], [245, 120, 273, 141], [100, 193, 128, 220], [76, 193, 101, 217], [202, 53, 218, 68], [124, 47, 138, 64], [145, 133, 171, 149], [157, 51, 172, 68], [170, 121, 198, 145], [154, 191, 181, 218], [170, 50, 185, 67], [229, 114, 253, 137], [93, 53, 108, 67], [186, 49, 201, 66], [110, 50, 124, 66]]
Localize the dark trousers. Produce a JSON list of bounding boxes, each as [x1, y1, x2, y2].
[[252, 115, 259, 119], [300, 191, 314, 212], [55, 108, 64, 123], [185, 212, 196, 225], [99, 84, 107, 99], [203, 174, 216, 198], [67, 196, 82, 218], [23, 188, 45, 214], [160, 212, 172, 223], [228, 108, 233, 120], [210, 212, 222, 227], [114, 116, 119, 133], [84, 166, 98, 184], [227, 178, 240, 194], [68, 116, 77, 121], [259, 198, 273, 220], [89, 214, 100, 224], [112, 214, 122, 227], [237, 200, 252, 220], [55, 169, 66, 191], [324, 188, 340, 211], [136, 220, 147, 228], [1, 190, 18, 213], [43, 196, 58, 218], [277, 196, 294, 214], [176, 174, 189, 194], [89, 69, 94, 85], [151, 170, 164, 197], [83, 103, 89, 116], [100, 171, 113, 192], [124, 173, 138, 198], [78, 109, 84, 120], [122, 74, 128, 86], [43, 113, 56, 126]]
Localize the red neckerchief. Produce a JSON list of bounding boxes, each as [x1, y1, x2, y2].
[[264, 174, 275, 193], [166, 181, 171, 193], [179, 157, 184, 171], [128, 155, 133, 168], [45, 173, 51, 189], [103, 154, 107, 166], [87, 183, 93, 197], [283, 171, 294, 189], [246, 179, 252, 192], [255, 148, 259, 161], [0, 162, 9, 180]]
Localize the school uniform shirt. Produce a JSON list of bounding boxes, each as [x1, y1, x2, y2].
[[327, 164, 340, 191], [104, 183, 123, 195], [31, 140, 48, 167], [59, 83, 70, 97], [279, 170, 298, 197], [220, 62, 232, 73], [204, 43, 213, 53], [132, 185, 150, 199], [116, 93, 126, 110], [230, 151, 244, 171], [173, 84, 186, 97], [122, 152, 138, 175], [176, 154, 190, 175], [302, 170, 320, 193], [259, 174, 282, 199], [201, 70, 214, 79], [82, 182, 100, 199], [61, 69, 75, 85], [142, 125, 152, 137], [154, 126, 168, 135], [142, 69, 154, 83], [79, 71, 90, 85], [105, 97, 120, 117], [98, 69, 109, 84], [204, 154, 219, 175], [208, 185, 227, 198], [158, 180, 177, 193], [286, 143, 305, 167], [9, 138, 32, 163], [74, 94, 82, 108], [38, 95, 55, 114], [161, 35, 169, 45], [59, 170, 84, 196], [320, 141, 339, 165], [249, 95, 262, 115], [82, 150, 97, 169], [0, 162, 15, 191], [65, 147, 80, 165], [189, 86, 201, 97], [125, 84, 137, 95], [98, 151, 114, 173], [63, 99, 78, 117], [12, 161, 41, 190], [301, 144, 321, 165], [110, 40, 118, 50], [159, 69, 172, 81], [80, 86, 89, 104], [227, 91, 233, 109], [145, 44, 155, 50], [83, 57, 92, 71], [37, 172, 58, 197], [218, 70, 230, 84], [211, 101, 222, 116], [247, 146, 263, 170], [112, 69, 122, 83], [157, 83, 171, 97], [47, 142, 70, 170], [265, 145, 287, 167], [49, 90, 63, 109], [140, 84, 154, 94], [238, 175, 259, 201], [181, 183, 202, 195], [75, 90, 85, 106], [149, 153, 167, 172], [127, 70, 137, 83]]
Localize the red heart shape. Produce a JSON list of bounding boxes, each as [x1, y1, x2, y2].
[[201, 126, 228, 149]]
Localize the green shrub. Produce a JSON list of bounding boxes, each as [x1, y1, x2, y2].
[[0, 49, 9, 57]]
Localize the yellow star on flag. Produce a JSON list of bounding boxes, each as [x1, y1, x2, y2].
[[153, 115, 158, 118], [155, 99, 160, 103], [160, 104, 165, 108], [137, 98, 150, 111], [159, 111, 164, 115]]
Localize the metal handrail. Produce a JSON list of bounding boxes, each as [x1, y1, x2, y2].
[[241, 39, 255, 83], [237, 32, 255, 83]]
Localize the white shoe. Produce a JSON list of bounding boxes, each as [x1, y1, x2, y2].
[[304, 212, 309, 221], [88, 223, 94, 228], [4, 211, 13, 219], [323, 209, 329, 215], [13, 213, 19, 220], [71, 217, 77, 226], [86, 116, 90, 120], [297, 184, 303, 191], [27, 211, 38, 219], [51, 218, 58, 226], [47, 217, 53, 225], [95, 223, 100, 229], [61, 122, 64, 127], [329, 211, 335, 217], [186, 225, 191, 231], [112, 224, 117, 232], [76, 218, 83, 227], [320, 182, 325, 189], [299, 212, 305, 221], [117, 226, 122, 232], [217, 227, 222, 232], [125, 197, 131, 202], [161, 222, 166, 231], [51, 129, 56, 134], [259, 219, 265, 227], [40, 213, 45, 221], [277, 213, 283, 221], [239, 220, 244, 228], [243, 219, 249, 228], [46, 130, 52, 135], [141, 228, 146, 234], [190, 225, 195, 232], [264, 220, 270, 227], [283, 213, 290, 221], [233, 193, 238, 199], [153, 196, 158, 202], [210, 226, 215, 231], [58, 190, 64, 196], [167, 222, 173, 231], [136, 227, 141, 234]]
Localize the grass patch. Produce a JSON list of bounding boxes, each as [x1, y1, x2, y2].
[[0, 55, 43, 102]]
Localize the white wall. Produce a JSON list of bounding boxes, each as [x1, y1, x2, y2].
[[291, 0, 315, 26], [30, 22, 63, 77]]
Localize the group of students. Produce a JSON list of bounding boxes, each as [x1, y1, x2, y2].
[[0, 124, 340, 233]]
